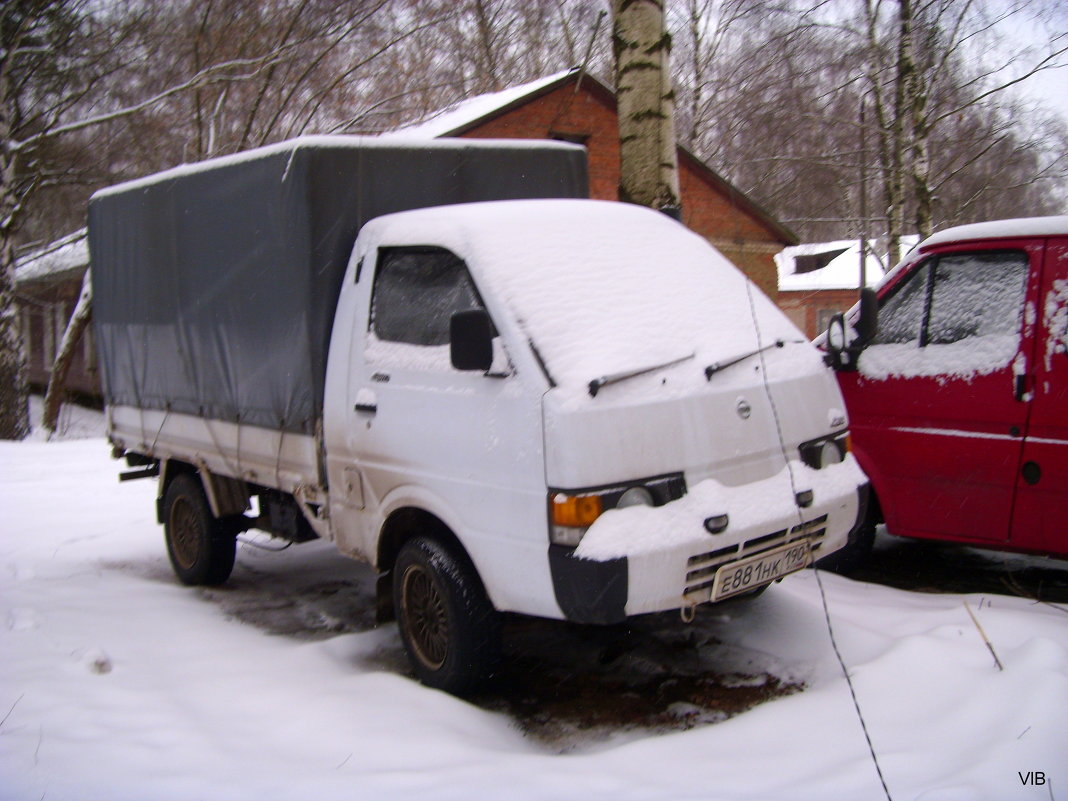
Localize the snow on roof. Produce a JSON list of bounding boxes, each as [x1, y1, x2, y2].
[[775, 239, 893, 292], [15, 230, 88, 283], [384, 69, 578, 140], [91, 135, 577, 200], [360, 198, 802, 402], [918, 215, 1068, 249]]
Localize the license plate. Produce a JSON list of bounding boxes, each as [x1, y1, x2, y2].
[[711, 541, 812, 601]]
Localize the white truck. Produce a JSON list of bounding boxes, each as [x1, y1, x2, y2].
[[90, 136, 868, 694]]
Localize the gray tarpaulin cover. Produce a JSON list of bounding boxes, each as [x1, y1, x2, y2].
[[89, 137, 587, 435]]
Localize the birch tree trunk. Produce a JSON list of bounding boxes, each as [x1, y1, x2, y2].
[[42, 269, 91, 436], [887, 0, 914, 264], [0, 61, 30, 440], [612, 0, 681, 217], [0, 211, 29, 440]]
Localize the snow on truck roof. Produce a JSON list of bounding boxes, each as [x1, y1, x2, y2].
[[90, 135, 584, 200], [361, 199, 804, 400], [917, 215, 1068, 250]]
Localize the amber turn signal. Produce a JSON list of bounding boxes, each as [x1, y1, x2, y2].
[[551, 493, 603, 527]]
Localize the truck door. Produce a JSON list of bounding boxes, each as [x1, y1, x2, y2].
[[336, 245, 546, 594], [1010, 237, 1068, 555], [843, 240, 1041, 543]]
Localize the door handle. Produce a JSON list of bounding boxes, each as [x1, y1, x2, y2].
[[1014, 374, 1028, 402], [354, 388, 378, 415]]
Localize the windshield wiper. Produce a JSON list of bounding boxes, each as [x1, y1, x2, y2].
[[704, 339, 799, 380], [588, 352, 695, 397]]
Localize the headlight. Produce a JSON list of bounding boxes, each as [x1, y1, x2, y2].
[[617, 486, 655, 508], [799, 432, 849, 469], [819, 439, 844, 467], [548, 474, 685, 547]]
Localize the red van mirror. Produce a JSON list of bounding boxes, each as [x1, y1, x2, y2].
[[824, 314, 851, 370], [855, 287, 879, 346], [825, 289, 878, 372]]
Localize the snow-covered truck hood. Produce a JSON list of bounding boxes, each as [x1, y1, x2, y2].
[[543, 341, 844, 488]]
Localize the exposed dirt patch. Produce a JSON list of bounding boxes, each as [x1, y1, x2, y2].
[[483, 668, 800, 750], [170, 543, 804, 750], [847, 531, 1068, 604], [195, 541, 379, 639], [469, 611, 803, 750]]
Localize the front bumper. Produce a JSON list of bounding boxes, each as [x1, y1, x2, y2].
[[548, 459, 869, 623]]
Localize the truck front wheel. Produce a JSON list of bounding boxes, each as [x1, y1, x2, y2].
[[162, 473, 237, 586], [393, 536, 501, 695]]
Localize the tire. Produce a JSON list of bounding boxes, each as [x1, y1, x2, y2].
[[162, 473, 237, 586], [393, 536, 501, 695], [815, 517, 875, 574], [732, 583, 769, 602]]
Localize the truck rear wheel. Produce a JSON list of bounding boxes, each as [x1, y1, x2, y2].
[[393, 536, 501, 695], [162, 473, 236, 586]]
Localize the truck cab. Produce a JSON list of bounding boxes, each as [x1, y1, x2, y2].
[[322, 199, 868, 688], [90, 138, 868, 694], [825, 216, 1068, 562]]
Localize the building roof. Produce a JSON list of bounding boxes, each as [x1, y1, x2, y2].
[[387, 68, 796, 247], [15, 230, 88, 284], [776, 239, 896, 292], [387, 69, 580, 140]]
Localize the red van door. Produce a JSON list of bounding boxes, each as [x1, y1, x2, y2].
[[1010, 237, 1068, 554], [841, 240, 1042, 544]]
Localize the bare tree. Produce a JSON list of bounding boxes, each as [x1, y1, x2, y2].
[[1, 1, 105, 439], [669, 0, 1066, 247], [853, 0, 1066, 252], [7, 0, 435, 437]]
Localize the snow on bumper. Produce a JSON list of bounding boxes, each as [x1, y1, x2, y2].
[[553, 457, 867, 621]]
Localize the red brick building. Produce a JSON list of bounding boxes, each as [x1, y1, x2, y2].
[[392, 68, 797, 299]]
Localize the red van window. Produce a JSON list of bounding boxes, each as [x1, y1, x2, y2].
[[862, 250, 1029, 381], [873, 250, 1028, 347], [926, 252, 1028, 345]]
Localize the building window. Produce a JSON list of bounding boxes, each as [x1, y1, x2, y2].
[[816, 308, 840, 336], [795, 248, 848, 275], [549, 131, 590, 146]]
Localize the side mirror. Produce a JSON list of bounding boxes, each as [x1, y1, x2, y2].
[[827, 314, 848, 351], [855, 287, 879, 347], [824, 313, 851, 371], [450, 309, 494, 372], [824, 287, 881, 372]]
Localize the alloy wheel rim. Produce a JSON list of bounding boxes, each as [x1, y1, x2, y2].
[[402, 565, 449, 670], [169, 498, 200, 570]]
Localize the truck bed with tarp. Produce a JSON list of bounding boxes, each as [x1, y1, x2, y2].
[[90, 136, 587, 503], [90, 136, 587, 437]]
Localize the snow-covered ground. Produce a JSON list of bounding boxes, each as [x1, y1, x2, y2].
[[2, 404, 1066, 801]]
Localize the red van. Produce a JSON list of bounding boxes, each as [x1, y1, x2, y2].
[[823, 216, 1068, 565]]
